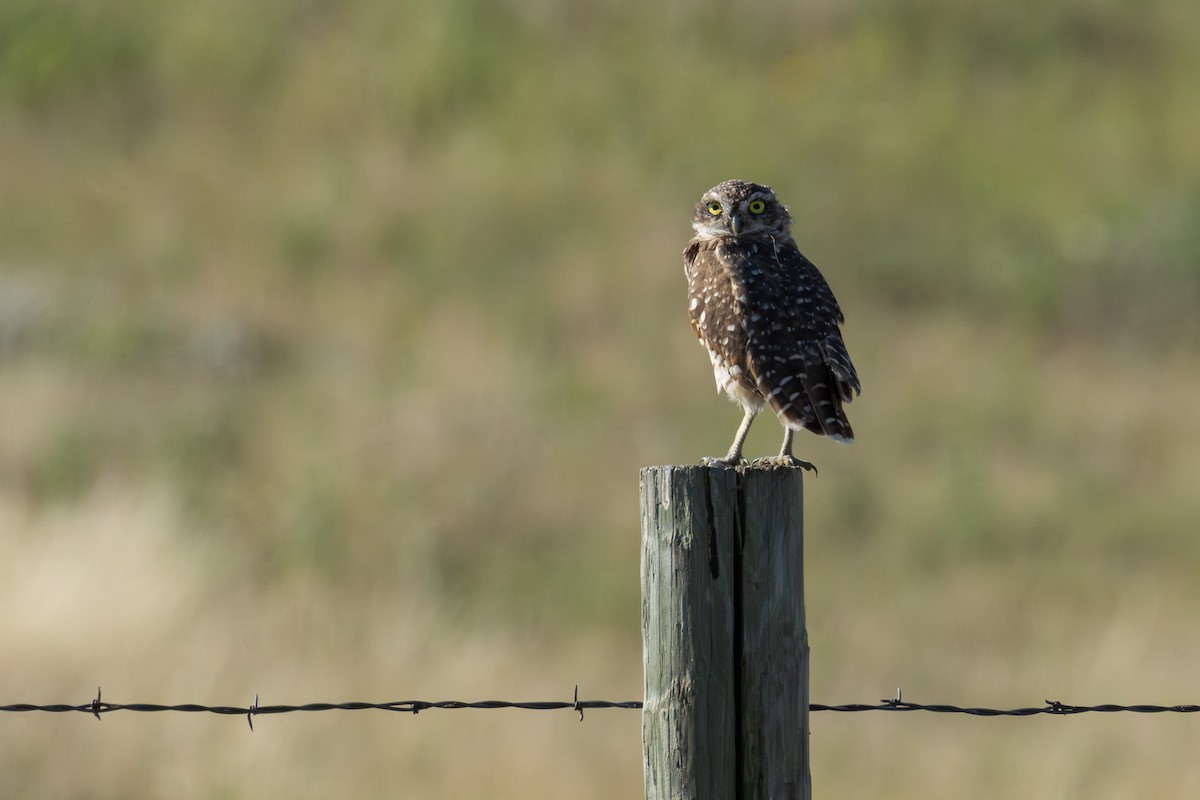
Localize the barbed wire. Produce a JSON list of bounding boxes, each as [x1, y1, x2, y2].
[[0, 686, 638, 729], [2, 687, 1197, 729]]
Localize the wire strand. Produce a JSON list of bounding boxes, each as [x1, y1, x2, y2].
[[4, 688, 1197, 727]]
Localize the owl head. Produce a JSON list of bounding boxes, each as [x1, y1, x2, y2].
[[692, 179, 792, 240]]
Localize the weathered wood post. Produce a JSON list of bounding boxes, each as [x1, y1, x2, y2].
[[640, 465, 810, 800]]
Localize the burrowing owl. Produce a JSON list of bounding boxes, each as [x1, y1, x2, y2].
[[684, 179, 860, 470]]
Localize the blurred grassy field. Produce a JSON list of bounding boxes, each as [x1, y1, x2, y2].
[[2, 0, 1199, 797]]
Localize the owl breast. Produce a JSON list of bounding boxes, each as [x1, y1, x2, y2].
[[684, 238, 764, 413]]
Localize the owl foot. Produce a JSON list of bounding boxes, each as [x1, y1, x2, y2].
[[699, 455, 746, 468], [749, 455, 818, 474]]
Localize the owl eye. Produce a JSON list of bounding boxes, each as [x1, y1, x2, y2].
[[748, 200, 767, 215], [706, 201, 723, 216]]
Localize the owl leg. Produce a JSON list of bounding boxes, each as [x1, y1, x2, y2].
[[750, 428, 817, 473], [701, 408, 757, 467]]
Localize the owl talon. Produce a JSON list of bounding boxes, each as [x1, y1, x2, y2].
[[750, 455, 818, 474], [699, 455, 745, 468]]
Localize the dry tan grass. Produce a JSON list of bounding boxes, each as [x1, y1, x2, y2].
[[2, 0, 1200, 796], [4, 310, 1199, 798]]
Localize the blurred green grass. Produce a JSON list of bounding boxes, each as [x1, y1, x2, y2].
[[2, 0, 1199, 797]]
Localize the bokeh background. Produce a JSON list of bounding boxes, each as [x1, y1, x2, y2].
[[2, 0, 1199, 797]]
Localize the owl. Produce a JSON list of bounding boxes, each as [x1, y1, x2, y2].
[[684, 179, 860, 470]]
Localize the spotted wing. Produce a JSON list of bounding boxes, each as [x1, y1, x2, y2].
[[728, 238, 860, 441]]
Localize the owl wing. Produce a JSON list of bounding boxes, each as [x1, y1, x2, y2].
[[729, 238, 861, 441]]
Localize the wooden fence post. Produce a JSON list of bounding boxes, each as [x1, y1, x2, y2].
[[640, 465, 810, 800]]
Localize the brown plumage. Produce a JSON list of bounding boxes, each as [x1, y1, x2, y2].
[[684, 179, 860, 469]]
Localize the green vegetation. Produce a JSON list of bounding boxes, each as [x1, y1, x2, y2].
[[2, 1, 1198, 797]]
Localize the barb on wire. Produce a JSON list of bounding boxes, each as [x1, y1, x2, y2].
[[3, 688, 1198, 724]]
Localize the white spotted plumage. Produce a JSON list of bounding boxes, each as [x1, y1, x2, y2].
[[683, 179, 861, 468]]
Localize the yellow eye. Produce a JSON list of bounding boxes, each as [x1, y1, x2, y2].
[[748, 200, 766, 214], [706, 201, 722, 216]]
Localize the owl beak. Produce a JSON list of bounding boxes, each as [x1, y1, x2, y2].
[[730, 213, 744, 236]]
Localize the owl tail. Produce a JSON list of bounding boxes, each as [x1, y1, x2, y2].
[[761, 370, 854, 443], [766, 338, 859, 444], [798, 377, 855, 443]]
